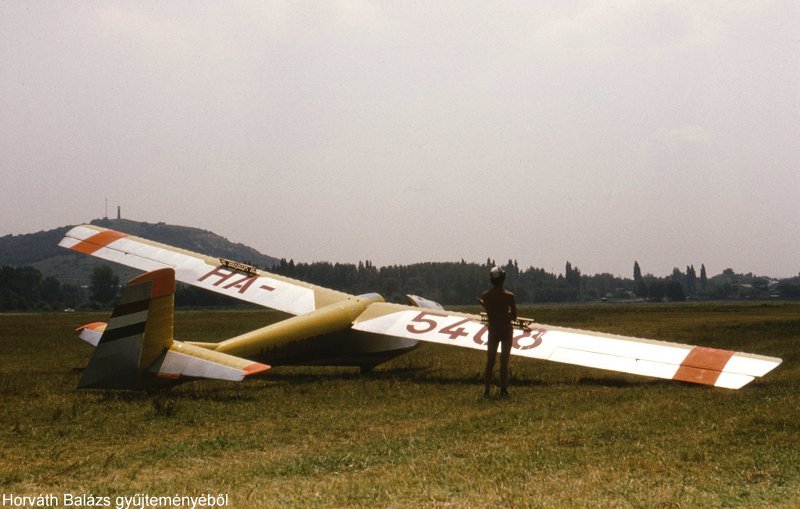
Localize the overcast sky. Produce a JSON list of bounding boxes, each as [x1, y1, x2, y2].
[[1, 1, 798, 278]]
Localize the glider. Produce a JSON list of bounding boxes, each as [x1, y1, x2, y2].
[[59, 225, 782, 390]]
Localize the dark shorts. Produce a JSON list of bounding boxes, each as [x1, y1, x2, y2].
[[487, 326, 513, 352]]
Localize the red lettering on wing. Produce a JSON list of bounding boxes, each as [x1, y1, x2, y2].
[[513, 328, 545, 350], [197, 266, 237, 286], [198, 266, 276, 294], [473, 325, 489, 346], [223, 274, 258, 293], [406, 311, 444, 334], [439, 318, 471, 340]]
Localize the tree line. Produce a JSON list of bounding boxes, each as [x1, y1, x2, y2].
[[1, 260, 799, 311], [270, 258, 800, 304], [0, 265, 242, 311], [0, 265, 113, 311]]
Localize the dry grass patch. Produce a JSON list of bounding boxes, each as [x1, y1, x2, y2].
[[1, 303, 798, 507]]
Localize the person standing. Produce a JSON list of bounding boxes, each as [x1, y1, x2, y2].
[[478, 266, 517, 398]]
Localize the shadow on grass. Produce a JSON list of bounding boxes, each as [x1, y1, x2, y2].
[[574, 376, 675, 388], [75, 364, 788, 402], [261, 366, 669, 389], [77, 383, 262, 403]]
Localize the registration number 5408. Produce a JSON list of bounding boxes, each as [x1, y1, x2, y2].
[[404, 311, 543, 350]]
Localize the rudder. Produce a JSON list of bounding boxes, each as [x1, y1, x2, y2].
[[78, 268, 175, 389]]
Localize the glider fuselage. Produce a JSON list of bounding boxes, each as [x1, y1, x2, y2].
[[205, 293, 418, 370]]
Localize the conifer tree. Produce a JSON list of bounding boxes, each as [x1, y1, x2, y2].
[[633, 261, 647, 298], [686, 265, 697, 295]]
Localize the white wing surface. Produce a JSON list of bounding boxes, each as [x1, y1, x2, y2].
[[149, 341, 269, 382], [59, 224, 351, 315], [74, 322, 107, 346], [353, 303, 782, 389]]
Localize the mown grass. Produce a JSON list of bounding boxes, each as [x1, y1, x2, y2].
[[1, 302, 798, 508]]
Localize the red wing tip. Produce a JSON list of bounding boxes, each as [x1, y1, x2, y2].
[[243, 363, 271, 376]]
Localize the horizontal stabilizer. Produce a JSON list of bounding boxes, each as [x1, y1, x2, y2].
[[353, 303, 782, 389], [149, 341, 270, 381], [75, 322, 107, 346]]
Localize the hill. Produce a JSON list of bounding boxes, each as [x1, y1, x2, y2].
[[0, 218, 280, 286]]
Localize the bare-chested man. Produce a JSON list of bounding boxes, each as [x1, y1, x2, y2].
[[478, 266, 516, 398]]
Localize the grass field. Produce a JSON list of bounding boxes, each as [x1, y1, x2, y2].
[[1, 302, 798, 508]]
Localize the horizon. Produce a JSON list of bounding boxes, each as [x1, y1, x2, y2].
[[3, 215, 796, 281], [2, 2, 797, 279]]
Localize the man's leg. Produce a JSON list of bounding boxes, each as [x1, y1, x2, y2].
[[484, 338, 499, 396], [499, 336, 512, 396]]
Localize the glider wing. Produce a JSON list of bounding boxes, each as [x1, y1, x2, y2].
[[353, 303, 782, 389], [59, 224, 352, 315]]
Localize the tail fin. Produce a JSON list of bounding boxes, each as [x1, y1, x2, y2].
[[78, 268, 270, 389], [78, 268, 175, 389]]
